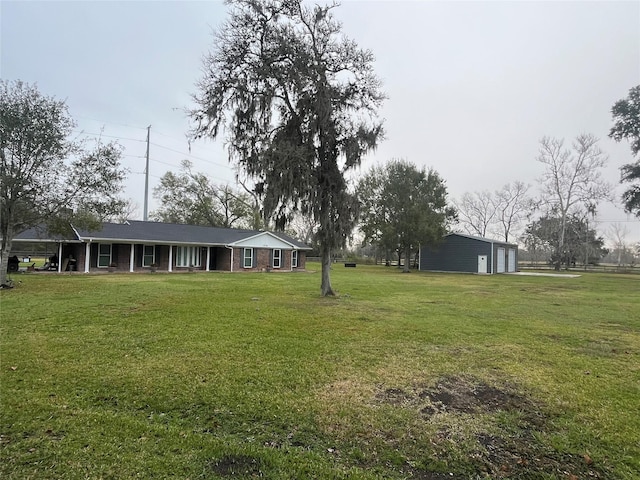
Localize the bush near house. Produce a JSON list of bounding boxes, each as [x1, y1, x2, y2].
[[1, 266, 638, 479]]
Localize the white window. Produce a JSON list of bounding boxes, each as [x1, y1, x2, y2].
[[292, 250, 298, 268], [98, 243, 112, 267], [243, 248, 253, 268], [143, 245, 155, 267], [273, 249, 281, 268], [176, 246, 201, 267]]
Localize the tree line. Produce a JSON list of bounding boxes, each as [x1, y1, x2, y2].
[[2, 0, 639, 291]]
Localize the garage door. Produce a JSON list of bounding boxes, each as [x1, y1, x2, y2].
[[496, 247, 505, 273], [508, 248, 516, 272]]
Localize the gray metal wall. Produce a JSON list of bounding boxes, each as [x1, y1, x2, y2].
[[420, 235, 492, 273]]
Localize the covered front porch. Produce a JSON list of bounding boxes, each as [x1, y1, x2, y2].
[[43, 242, 233, 273]]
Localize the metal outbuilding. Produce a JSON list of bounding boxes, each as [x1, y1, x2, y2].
[[419, 233, 518, 274]]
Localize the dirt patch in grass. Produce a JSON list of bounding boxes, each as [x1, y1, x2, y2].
[[374, 375, 606, 479], [208, 454, 264, 476], [415, 376, 543, 421]]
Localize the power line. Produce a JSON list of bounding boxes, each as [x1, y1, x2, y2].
[[149, 142, 233, 170], [72, 129, 146, 142], [132, 171, 163, 180], [152, 129, 191, 143], [148, 158, 236, 184], [595, 219, 640, 223], [74, 115, 148, 130], [150, 158, 180, 168]]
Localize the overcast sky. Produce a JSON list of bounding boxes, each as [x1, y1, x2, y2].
[[2, 0, 639, 243]]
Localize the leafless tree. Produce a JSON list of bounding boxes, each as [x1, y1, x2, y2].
[[536, 134, 612, 269], [607, 222, 630, 266], [454, 191, 496, 238], [493, 181, 532, 243], [112, 200, 139, 224], [287, 212, 318, 246], [238, 179, 268, 231]]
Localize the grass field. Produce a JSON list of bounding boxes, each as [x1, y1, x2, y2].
[[1, 264, 639, 479]]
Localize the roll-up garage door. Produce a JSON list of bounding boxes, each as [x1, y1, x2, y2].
[[508, 248, 516, 272], [496, 247, 505, 273]]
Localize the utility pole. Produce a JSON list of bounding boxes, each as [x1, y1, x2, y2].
[[143, 125, 151, 221]]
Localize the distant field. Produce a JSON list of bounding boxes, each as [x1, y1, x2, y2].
[[1, 264, 639, 479]]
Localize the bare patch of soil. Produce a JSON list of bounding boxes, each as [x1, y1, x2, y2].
[[417, 376, 542, 420], [208, 454, 264, 477], [375, 375, 539, 417], [375, 375, 606, 479]]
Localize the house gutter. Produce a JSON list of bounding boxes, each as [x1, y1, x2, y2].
[[84, 240, 91, 273], [57, 243, 63, 273], [226, 246, 234, 272], [70, 224, 82, 241], [490, 240, 494, 274], [129, 244, 135, 272]]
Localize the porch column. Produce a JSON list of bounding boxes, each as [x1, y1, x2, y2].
[[206, 247, 211, 272], [57, 243, 63, 273], [168, 245, 173, 272], [129, 244, 135, 272], [84, 242, 90, 273]]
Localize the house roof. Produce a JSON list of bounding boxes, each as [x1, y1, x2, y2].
[[11, 225, 80, 243], [14, 221, 311, 250], [445, 232, 518, 247]]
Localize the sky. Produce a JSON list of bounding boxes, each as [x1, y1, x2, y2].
[[2, 0, 639, 245]]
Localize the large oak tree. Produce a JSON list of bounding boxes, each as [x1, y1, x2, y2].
[[524, 214, 607, 268], [190, 0, 384, 296], [358, 160, 455, 273], [609, 85, 640, 216], [0, 80, 127, 285]]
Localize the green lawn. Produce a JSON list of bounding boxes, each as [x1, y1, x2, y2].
[[1, 265, 639, 479]]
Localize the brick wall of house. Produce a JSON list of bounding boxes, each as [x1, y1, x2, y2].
[[297, 251, 306, 270], [217, 247, 231, 270], [75, 247, 86, 272], [80, 243, 306, 273], [112, 243, 129, 271], [231, 247, 306, 272]]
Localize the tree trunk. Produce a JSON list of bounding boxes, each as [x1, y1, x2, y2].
[[403, 245, 411, 273], [556, 213, 567, 271], [320, 246, 335, 296], [1, 220, 15, 285], [0, 249, 10, 285]]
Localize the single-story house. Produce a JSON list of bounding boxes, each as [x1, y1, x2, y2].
[[419, 233, 518, 274], [11, 220, 311, 273]]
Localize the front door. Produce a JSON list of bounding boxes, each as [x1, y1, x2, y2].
[[478, 255, 487, 274]]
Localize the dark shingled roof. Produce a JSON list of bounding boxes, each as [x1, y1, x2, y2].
[[14, 221, 311, 249]]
